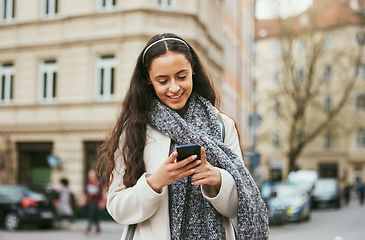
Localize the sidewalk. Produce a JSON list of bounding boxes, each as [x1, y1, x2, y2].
[[55, 219, 124, 233]]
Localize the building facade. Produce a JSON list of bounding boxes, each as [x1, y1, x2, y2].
[[222, 0, 255, 159], [0, 0, 255, 195], [255, 0, 365, 186]]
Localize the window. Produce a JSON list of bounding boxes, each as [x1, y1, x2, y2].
[[324, 65, 332, 81], [96, 55, 115, 100], [0, 63, 14, 105], [356, 93, 365, 112], [296, 69, 305, 84], [318, 163, 338, 178], [273, 41, 282, 58], [355, 32, 365, 46], [273, 100, 281, 117], [296, 39, 306, 55], [323, 96, 332, 113], [38, 60, 57, 103], [0, 0, 15, 23], [323, 133, 332, 149], [157, 0, 174, 11], [356, 129, 365, 148], [272, 133, 280, 149], [274, 70, 282, 85], [97, 0, 116, 12], [357, 63, 365, 79], [41, 0, 58, 19], [323, 35, 333, 51]]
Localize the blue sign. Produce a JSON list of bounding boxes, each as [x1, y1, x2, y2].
[[47, 155, 60, 167], [252, 152, 260, 168]]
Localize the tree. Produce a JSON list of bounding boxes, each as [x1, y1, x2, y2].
[[255, 0, 365, 174]]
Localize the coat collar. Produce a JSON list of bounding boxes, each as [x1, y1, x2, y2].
[[144, 125, 171, 173]]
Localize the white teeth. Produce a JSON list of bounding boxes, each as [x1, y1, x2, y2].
[[169, 93, 182, 99]]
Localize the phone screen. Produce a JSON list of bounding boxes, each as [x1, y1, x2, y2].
[[176, 144, 201, 161]]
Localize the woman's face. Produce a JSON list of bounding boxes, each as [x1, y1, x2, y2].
[[148, 51, 193, 110]]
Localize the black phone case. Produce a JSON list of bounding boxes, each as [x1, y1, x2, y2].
[[176, 144, 201, 161]]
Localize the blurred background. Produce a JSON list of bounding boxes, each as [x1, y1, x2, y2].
[[0, 0, 364, 238]]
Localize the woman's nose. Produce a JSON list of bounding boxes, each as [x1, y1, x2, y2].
[[169, 80, 180, 92]]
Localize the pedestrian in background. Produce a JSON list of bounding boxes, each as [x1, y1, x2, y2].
[[56, 178, 75, 228], [358, 182, 365, 206], [343, 183, 351, 206], [97, 33, 269, 239], [84, 169, 104, 236]]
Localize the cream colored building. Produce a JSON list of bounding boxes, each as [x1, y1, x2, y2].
[[0, 0, 255, 195], [221, 0, 255, 157], [255, 0, 365, 186]]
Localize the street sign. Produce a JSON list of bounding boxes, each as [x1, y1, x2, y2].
[[252, 152, 260, 168], [249, 113, 262, 127]]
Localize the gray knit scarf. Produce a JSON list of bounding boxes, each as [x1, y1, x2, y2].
[[148, 93, 269, 240]]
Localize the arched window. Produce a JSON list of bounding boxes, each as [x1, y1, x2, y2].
[[356, 129, 365, 148], [272, 133, 280, 149], [356, 93, 365, 112]]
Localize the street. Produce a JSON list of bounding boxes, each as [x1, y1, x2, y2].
[[0, 199, 364, 240], [270, 199, 365, 240], [0, 219, 124, 240]]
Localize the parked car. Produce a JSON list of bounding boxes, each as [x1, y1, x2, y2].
[[311, 178, 341, 209], [288, 170, 318, 196], [0, 185, 56, 231], [261, 182, 287, 225], [262, 182, 311, 225]]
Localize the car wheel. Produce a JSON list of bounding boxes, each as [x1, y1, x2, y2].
[[305, 212, 311, 221], [4, 212, 21, 231]]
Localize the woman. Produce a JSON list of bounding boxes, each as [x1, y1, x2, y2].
[[84, 169, 103, 235], [97, 33, 268, 240], [56, 178, 74, 225]]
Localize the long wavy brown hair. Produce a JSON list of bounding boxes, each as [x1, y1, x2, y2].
[[96, 33, 219, 189]]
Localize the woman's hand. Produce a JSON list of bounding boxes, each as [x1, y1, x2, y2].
[[192, 147, 222, 195], [146, 151, 201, 193]]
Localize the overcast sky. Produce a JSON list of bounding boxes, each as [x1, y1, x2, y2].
[[255, 0, 313, 19]]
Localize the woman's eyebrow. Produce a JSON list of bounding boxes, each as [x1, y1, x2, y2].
[[154, 69, 189, 79], [154, 74, 169, 79]]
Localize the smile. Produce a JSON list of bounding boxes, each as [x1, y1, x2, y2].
[[168, 93, 183, 99]]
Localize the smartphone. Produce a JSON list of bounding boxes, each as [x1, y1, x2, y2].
[[176, 144, 201, 162]]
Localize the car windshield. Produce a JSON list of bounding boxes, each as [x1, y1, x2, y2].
[[24, 188, 46, 201], [274, 185, 299, 198], [314, 180, 336, 192], [0, 186, 22, 201]]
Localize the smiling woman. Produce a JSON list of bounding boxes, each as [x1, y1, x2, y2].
[[96, 33, 269, 240], [148, 52, 193, 110]]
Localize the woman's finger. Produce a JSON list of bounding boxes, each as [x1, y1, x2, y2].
[[175, 154, 198, 168], [192, 179, 209, 186], [178, 167, 196, 179], [167, 151, 178, 163], [200, 147, 207, 163]]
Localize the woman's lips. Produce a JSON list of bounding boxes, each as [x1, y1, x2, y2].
[[169, 93, 183, 99], [168, 92, 184, 102]]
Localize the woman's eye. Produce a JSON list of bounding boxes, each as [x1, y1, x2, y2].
[[177, 75, 187, 80], [159, 80, 168, 84]]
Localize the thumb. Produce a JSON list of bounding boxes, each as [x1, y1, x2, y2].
[[200, 147, 207, 163], [168, 151, 178, 163]]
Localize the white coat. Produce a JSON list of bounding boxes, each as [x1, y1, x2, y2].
[[107, 113, 243, 240]]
